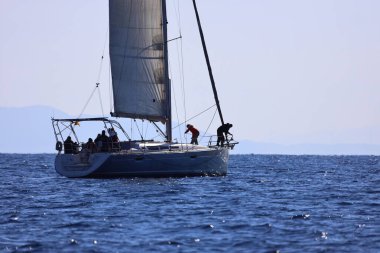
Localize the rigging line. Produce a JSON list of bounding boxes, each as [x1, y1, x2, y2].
[[149, 104, 215, 141], [177, 40, 186, 146], [151, 121, 166, 139], [134, 119, 143, 140], [176, 38, 187, 132], [141, 120, 144, 140], [96, 57, 104, 83], [59, 122, 73, 134], [130, 119, 133, 140], [168, 57, 184, 146], [96, 28, 108, 83], [141, 120, 150, 141], [175, 0, 187, 147], [179, 37, 187, 123], [166, 36, 182, 43], [101, 28, 108, 58], [173, 0, 182, 35], [144, 121, 150, 140], [174, 39, 187, 144], [94, 28, 108, 116], [200, 107, 217, 143], [172, 0, 186, 138], [77, 86, 97, 118], [174, 0, 184, 97], [172, 0, 179, 28], [77, 27, 108, 119], [97, 85, 105, 117], [172, 104, 216, 130]]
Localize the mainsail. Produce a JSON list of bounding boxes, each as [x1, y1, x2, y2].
[[109, 0, 169, 123]]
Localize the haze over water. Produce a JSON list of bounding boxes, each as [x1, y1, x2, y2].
[[1, 154, 379, 252]]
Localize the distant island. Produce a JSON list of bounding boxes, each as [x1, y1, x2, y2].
[[235, 140, 380, 156], [0, 106, 379, 155]]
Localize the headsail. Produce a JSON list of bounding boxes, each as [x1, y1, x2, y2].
[[109, 0, 169, 123]]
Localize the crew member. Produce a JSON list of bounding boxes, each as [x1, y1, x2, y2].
[[185, 124, 200, 145], [217, 123, 233, 147], [63, 136, 75, 154]]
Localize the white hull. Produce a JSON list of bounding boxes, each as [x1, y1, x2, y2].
[[55, 145, 229, 178]]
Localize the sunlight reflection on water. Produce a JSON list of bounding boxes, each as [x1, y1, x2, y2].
[[0, 154, 379, 252]]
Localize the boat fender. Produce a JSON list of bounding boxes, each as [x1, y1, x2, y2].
[[56, 141, 63, 151]]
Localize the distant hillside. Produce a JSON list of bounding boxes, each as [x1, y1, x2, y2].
[[0, 106, 71, 153], [0, 106, 133, 153], [232, 140, 380, 155], [1, 106, 379, 155]]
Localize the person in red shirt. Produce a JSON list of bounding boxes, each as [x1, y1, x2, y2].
[[185, 124, 200, 145]]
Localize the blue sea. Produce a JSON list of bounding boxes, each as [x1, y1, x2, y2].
[[0, 154, 379, 253]]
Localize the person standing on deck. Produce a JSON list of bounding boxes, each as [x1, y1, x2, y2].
[[63, 136, 75, 154], [100, 130, 110, 152], [217, 123, 233, 147], [185, 124, 200, 145], [108, 127, 120, 151], [86, 138, 97, 153]]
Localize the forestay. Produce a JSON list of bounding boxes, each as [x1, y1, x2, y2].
[[109, 0, 168, 122]]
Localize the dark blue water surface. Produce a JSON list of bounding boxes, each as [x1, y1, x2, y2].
[[0, 154, 379, 253]]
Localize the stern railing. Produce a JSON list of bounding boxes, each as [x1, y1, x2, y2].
[[208, 135, 238, 149]]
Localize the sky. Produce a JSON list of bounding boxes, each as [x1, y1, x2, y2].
[[0, 0, 380, 146]]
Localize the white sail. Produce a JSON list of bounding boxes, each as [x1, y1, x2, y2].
[[109, 0, 168, 122]]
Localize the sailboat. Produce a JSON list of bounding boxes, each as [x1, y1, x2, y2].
[[51, 0, 237, 178]]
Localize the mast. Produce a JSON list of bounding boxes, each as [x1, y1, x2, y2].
[[162, 0, 172, 142], [192, 0, 225, 125]]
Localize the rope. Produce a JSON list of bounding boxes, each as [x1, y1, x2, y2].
[[169, 58, 184, 145], [97, 85, 105, 117], [130, 118, 133, 140], [172, 0, 187, 143], [77, 86, 97, 118], [144, 121, 150, 140], [94, 28, 108, 117], [178, 39, 187, 136], [173, 0, 183, 35], [172, 104, 216, 130], [134, 119, 143, 140], [77, 28, 108, 118], [150, 104, 216, 140], [200, 107, 217, 143]]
